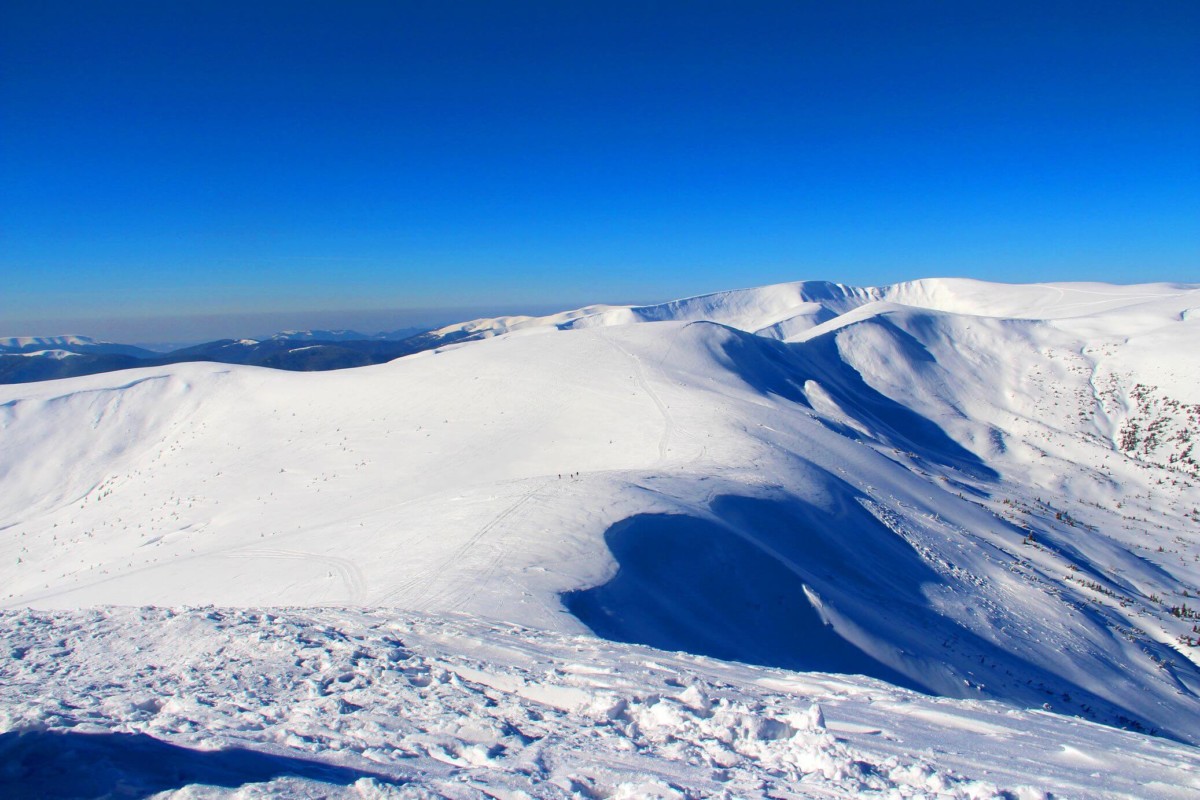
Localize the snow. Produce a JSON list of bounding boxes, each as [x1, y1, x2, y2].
[[268, 329, 426, 342], [2, 277, 1200, 796], [272, 329, 365, 341], [6, 349, 82, 359], [0, 335, 100, 351], [4, 606, 1199, 799], [427, 278, 1196, 343]]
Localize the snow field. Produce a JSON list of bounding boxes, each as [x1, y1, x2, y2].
[[4, 606, 1197, 799]]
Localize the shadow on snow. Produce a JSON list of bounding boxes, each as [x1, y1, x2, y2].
[[0, 729, 403, 800], [703, 320, 998, 482], [563, 485, 1177, 740]]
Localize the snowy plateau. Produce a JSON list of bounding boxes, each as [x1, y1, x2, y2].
[[2, 278, 1200, 799]]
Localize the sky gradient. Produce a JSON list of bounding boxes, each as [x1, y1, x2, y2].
[[2, 2, 1198, 340]]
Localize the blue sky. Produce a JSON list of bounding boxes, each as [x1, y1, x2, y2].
[[2, 2, 1197, 339]]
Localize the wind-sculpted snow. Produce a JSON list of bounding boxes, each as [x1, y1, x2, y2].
[[4, 607, 1199, 799], [2, 279, 1200, 789]]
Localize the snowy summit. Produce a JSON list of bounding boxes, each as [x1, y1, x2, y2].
[[3, 278, 1200, 798]]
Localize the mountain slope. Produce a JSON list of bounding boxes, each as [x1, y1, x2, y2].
[[1, 279, 1198, 748]]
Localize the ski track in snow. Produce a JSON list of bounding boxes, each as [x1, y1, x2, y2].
[[223, 548, 367, 604], [375, 477, 554, 611], [421, 478, 553, 612], [601, 330, 675, 464]]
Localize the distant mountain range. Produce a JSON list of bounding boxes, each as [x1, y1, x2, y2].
[[0, 327, 439, 384], [0, 335, 160, 359]]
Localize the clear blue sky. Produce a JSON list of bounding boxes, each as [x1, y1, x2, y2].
[[2, 2, 1197, 339]]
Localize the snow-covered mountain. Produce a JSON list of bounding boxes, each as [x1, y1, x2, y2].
[[2, 278, 1199, 797], [0, 336, 159, 385], [267, 327, 428, 342], [0, 328, 437, 384], [0, 335, 157, 359]]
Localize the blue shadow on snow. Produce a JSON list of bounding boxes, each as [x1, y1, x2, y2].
[[708, 320, 998, 482], [562, 488, 1180, 741], [0, 729, 403, 799]]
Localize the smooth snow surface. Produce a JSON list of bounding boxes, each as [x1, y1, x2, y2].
[[3, 278, 1200, 796]]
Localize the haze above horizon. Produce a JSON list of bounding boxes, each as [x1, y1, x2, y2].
[[3, 2, 1197, 341]]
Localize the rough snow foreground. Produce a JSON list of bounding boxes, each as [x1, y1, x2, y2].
[[3, 607, 1196, 800]]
